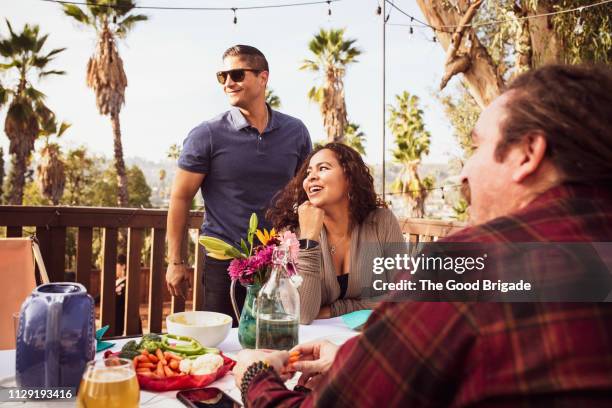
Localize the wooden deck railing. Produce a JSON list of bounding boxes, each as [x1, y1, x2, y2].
[[0, 205, 204, 337], [0, 205, 466, 336], [399, 217, 466, 243]]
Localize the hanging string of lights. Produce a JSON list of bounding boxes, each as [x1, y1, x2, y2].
[[378, 0, 451, 33], [381, 183, 463, 199], [39, 0, 342, 13], [40, 0, 342, 25], [381, 0, 612, 32]]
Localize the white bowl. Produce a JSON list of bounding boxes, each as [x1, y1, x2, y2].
[[166, 311, 232, 348]]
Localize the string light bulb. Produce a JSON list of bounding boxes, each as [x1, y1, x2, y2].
[[377, 5, 382, 15], [409, 26, 413, 34], [232, 8, 237, 24], [327, 0, 331, 16]]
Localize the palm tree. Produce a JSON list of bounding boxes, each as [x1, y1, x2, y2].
[[265, 88, 281, 109], [0, 20, 66, 204], [388, 91, 434, 218], [300, 28, 361, 143], [62, 0, 147, 207], [167, 143, 181, 160], [37, 119, 70, 205], [343, 122, 366, 155]]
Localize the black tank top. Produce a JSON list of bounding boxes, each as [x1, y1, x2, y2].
[[337, 274, 349, 299]]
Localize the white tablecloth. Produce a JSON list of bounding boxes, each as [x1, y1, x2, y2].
[[0, 317, 358, 407]]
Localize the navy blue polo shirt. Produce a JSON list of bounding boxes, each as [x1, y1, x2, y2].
[[178, 106, 312, 248]]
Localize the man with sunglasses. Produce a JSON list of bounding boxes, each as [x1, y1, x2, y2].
[[166, 45, 312, 324]]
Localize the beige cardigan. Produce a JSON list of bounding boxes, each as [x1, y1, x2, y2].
[[296, 208, 406, 324]]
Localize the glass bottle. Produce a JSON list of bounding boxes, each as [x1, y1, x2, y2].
[[255, 246, 300, 350]]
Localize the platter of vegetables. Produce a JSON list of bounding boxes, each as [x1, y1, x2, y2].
[[104, 333, 235, 391]]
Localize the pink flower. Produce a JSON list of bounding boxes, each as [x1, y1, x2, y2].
[[249, 245, 274, 271], [228, 258, 250, 281], [280, 231, 300, 262]]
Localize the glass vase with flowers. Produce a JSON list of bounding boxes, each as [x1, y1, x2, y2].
[[199, 213, 300, 348]]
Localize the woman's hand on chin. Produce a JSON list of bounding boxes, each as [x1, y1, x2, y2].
[[298, 201, 325, 240]]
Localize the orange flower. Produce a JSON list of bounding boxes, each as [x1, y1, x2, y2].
[[255, 228, 277, 246]]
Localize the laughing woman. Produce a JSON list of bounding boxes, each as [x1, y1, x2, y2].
[[267, 143, 406, 324]]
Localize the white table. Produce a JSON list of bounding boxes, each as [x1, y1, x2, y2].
[[0, 317, 358, 407]]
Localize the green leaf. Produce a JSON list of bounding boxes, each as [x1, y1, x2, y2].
[[116, 14, 148, 34], [199, 236, 238, 253], [62, 4, 91, 25], [0, 61, 18, 70], [299, 59, 319, 72], [247, 234, 255, 256], [24, 86, 45, 101], [240, 239, 249, 256], [45, 47, 67, 60], [31, 56, 50, 69], [224, 246, 244, 259], [34, 33, 49, 53], [57, 121, 71, 137], [5, 19, 16, 38]]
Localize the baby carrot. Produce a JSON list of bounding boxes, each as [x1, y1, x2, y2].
[[163, 366, 175, 377], [148, 354, 159, 363], [288, 351, 301, 363], [156, 361, 165, 377], [169, 360, 179, 370], [156, 349, 167, 365], [164, 351, 182, 361], [138, 362, 155, 369]]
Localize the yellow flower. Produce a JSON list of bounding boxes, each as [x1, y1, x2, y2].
[[255, 228, 277, 245]]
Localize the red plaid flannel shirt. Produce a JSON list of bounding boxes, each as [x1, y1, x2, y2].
[[247, 184, 612, 407]]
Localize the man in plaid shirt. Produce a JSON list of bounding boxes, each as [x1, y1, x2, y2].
[[233, 64, 612, 407]]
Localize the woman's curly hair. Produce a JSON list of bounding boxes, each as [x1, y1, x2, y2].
[[266, 143, 386, 230]]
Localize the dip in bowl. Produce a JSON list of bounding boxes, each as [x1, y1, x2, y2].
[[166, 311, 232, 347]]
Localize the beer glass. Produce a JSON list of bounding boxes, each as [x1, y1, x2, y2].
[[76, 357, 139, 408]]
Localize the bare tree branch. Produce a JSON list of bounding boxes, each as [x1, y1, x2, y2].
[[440, 53, 471, 90], [444, 0, 483, 63], [416, 0, 504, 108]]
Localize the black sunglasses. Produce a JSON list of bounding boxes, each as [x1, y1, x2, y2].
[[216, 68, 262, 84]]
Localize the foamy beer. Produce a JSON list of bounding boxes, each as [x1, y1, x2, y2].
[[77, 357, 139, 408]]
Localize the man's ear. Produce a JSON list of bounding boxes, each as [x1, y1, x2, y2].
[[260, 71, 269, 86], [512, 132, 548, 183]]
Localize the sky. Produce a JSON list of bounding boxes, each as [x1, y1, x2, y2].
[[1, 0, 463, 168]]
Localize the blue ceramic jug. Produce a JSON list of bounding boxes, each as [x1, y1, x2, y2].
[[15, 283, 95, 389]]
